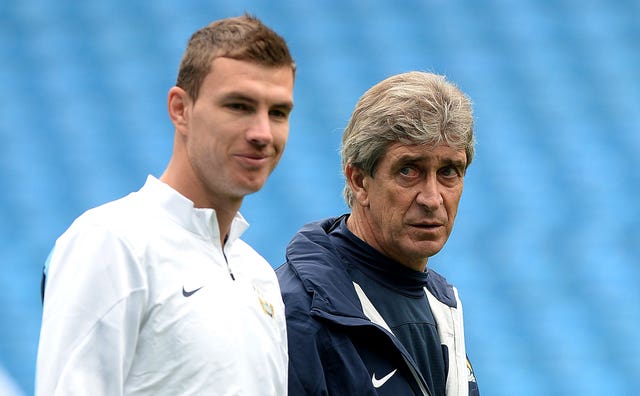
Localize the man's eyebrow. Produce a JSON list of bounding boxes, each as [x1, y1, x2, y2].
[[273, 100, 294, 112], [395, 154, 467, 168], [396, 153, 426, 163], [445, 158, 467, 169], [221, 92, 257, 104]]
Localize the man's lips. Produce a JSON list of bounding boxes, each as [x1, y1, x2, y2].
[[240, 153, 268, 160], [408, 222, 444, 229], [234, 152, 272, 168]]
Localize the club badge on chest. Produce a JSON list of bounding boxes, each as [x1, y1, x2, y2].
[[254, 285, 274, 318]]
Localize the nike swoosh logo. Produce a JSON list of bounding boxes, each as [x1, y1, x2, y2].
[[182, 286, 203, 297], [372, 369, 397, 388]]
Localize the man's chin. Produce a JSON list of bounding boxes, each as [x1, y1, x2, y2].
[[234, 180, 268, 197], [412, 240, 446, 259]]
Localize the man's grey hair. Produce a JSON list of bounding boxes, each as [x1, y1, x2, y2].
[[341, 71, 475, 207]]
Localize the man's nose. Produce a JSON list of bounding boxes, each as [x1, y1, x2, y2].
[[246, 112, 273, 147], [416, 178, 443, 211]]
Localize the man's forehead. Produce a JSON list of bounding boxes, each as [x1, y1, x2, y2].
[[205, 57, 294, 104], [385, 142, 467, 162]]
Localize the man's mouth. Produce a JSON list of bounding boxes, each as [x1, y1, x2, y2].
[[235, 153, 270, 168], [409, 222, 443, 230]]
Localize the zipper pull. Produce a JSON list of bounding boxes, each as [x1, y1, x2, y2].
[[227, 265, 236, 281], [222, 249, 236, 281]]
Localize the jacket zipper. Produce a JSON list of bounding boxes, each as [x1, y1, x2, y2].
[[352, 282, 431, 395], [402, 355, 431, 396], [222, 250, 235, 280]]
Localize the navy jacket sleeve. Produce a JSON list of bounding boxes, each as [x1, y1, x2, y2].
[[278, 262, 384, 395], [277, 264, 329, 394]]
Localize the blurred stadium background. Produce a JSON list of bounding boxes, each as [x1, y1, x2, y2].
[[1, 0, 638, 395]]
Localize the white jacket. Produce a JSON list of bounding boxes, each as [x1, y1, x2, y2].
[[37, 176, 287, 395]]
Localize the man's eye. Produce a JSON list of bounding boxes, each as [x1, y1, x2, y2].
[[440, 165, 460, 178], [399, 166, 418, 177], [228, 103, 249, 111], [270, 109, 288, 119]]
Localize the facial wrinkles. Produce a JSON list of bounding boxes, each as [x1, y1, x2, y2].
[[368, 197, 431, 269], [363, 169, 416, 261], [385, 144, 463, 264]]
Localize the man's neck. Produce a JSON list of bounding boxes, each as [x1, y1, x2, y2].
[[160, 165, 243, 247]]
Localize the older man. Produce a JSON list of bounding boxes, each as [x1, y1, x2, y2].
[[277, 71, 480, 396]]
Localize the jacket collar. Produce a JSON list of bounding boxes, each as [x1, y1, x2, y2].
[[140, 175, 249, 248], [285, 215, 457, 322], [285, 216, 367, 321]]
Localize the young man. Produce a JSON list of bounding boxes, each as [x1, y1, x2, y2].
[[37, 15, 295, 395], [277, 72, 480, 395]]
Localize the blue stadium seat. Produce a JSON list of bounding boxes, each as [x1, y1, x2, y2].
[[1, 1, 638, 395]]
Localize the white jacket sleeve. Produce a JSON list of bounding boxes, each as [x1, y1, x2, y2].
[[36, 223, 148, 396]]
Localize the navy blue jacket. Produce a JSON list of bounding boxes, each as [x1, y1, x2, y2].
[[276, 216, 479, 395]]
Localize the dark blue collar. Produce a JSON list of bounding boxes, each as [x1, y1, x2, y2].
[[285, 215, 457, 318]]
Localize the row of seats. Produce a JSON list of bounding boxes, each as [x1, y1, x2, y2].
[[1, 0, 638, 394]]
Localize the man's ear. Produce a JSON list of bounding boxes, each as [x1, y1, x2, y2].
[[345, 164, 370, 207], [167, 86, 191, 136]]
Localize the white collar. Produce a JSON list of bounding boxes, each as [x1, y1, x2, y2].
[[139, 175, 249, 247]]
